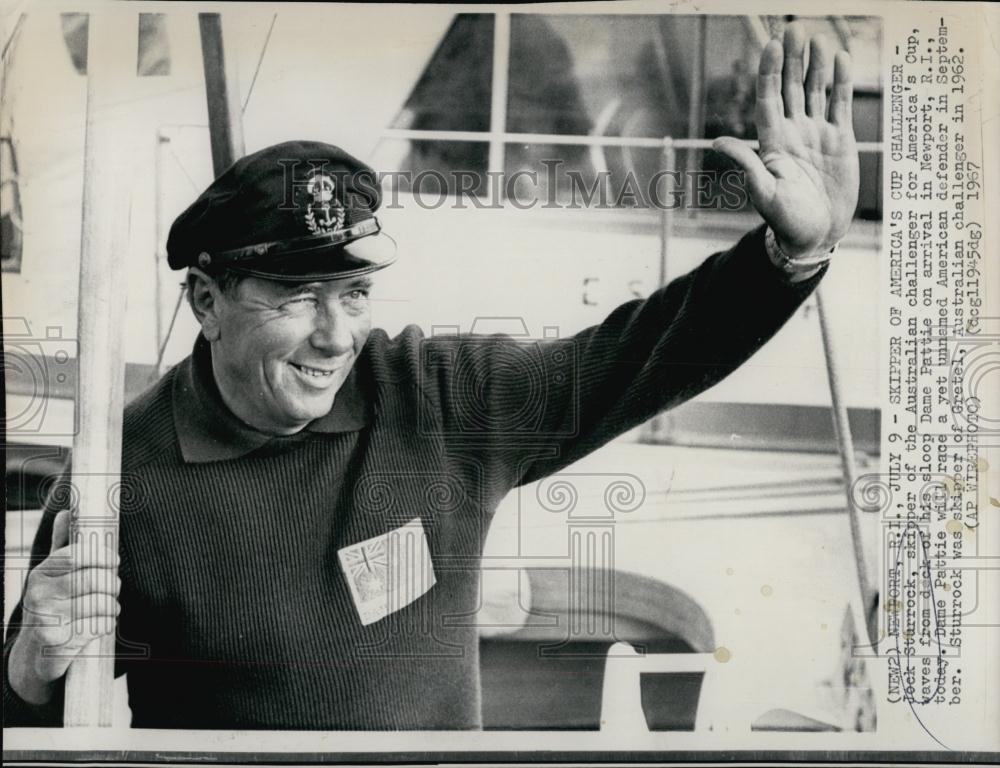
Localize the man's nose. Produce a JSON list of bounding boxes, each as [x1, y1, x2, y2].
[[309, 303, 354, 355]]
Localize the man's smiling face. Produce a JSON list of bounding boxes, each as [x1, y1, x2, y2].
[[207, 274, 374, 435]]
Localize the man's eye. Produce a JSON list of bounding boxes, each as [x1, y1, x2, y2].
[[283, 295, 317, 308], [345, 289, 370, 301]]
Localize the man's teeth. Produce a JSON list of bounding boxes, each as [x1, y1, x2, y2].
[[293, 363, 334, 378]]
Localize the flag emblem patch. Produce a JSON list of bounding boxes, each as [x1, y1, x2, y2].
[[338, 517, 436, 625]]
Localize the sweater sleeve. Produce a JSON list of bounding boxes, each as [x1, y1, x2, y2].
[[428, 225, 826, 489]]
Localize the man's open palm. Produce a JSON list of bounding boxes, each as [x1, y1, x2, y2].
[[714, 22, 860, 256]]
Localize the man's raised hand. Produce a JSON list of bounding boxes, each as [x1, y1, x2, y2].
[[713, 22, 860, 257]]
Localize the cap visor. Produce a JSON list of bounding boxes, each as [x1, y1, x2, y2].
[[227, 232, 397, 282]]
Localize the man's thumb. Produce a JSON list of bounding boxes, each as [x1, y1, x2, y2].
[[50, 509, 72, 554], [712, 137, 775, 207]]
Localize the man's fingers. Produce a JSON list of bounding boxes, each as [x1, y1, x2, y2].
[[66, 568, 122, 598], [712, 137, 776, 207], [31, 567, 120, 601], [804, 36, 829, 119], [781, 22, 807, 117], [49, 510, 71, 554], [756, 38, 784, 134], [72, 614, 119, 640], [67, 599, 121, 641], [28, 595, 120, 648], [42, 542, 120, 574], [829, 49, 854, 127], [71, 594, 122, 621]]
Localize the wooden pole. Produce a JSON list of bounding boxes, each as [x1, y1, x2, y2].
[[683, 17, 708, 219], [815, 283, 878, 648], [63, 10, 135, 727], [486, 11, 510, 178], [646, 138, 676, 443], [199, 13, 244, 177], [657, 138, 676, 289]]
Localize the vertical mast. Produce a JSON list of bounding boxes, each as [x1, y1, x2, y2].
[[63, 9, 136, 726], [199, 13, 244, 176]]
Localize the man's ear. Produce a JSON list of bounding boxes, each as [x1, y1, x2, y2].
[[186, 268, 225, 341]]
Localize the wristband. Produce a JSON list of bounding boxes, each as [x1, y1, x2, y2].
[[765, 226, 837, 276]]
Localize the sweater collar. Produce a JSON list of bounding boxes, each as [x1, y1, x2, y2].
[[172, 335, 369, 463]]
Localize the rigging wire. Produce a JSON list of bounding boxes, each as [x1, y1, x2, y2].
[[1, 11, 26, 63], [155, 283, 187, 375], [241, 13, 277, 115], [166, 144, 203, 193]]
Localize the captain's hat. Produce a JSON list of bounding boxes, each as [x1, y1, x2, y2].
[[167, 140, 395, 281]]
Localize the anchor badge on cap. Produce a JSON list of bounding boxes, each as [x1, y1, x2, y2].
[[303, 172, 346, 236]]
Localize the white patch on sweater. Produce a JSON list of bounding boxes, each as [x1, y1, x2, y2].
[[338, 517, 436, 625]]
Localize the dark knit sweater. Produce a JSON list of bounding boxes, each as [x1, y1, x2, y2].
[[3, 226, 823, 729]]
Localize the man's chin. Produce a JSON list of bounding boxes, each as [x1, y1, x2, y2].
[[274, 371, 346, 421], [287, 397, 337, 421]]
